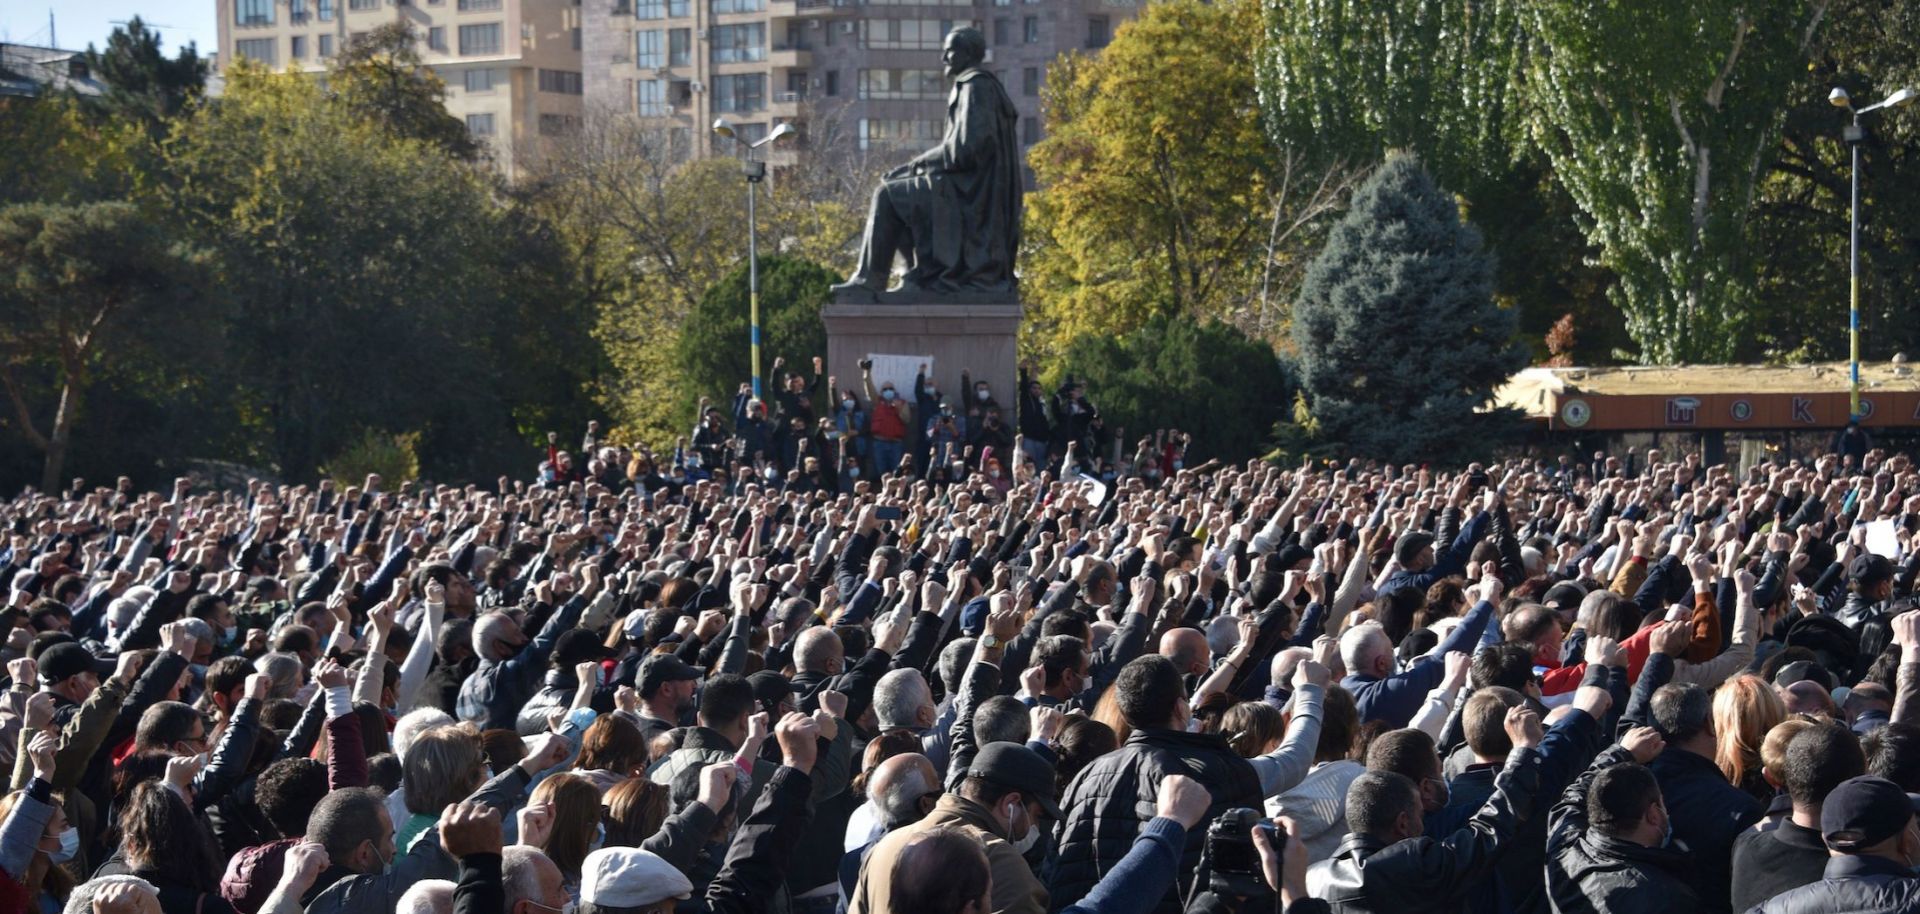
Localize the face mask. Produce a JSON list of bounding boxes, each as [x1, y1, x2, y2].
[[977, 386, 989, 399], [1658, 807, 1673, 848], [848, 468, 860, 478], [223, 625, 238, 644], [926, 388, 938, 399], [589, 822, 607, 854], [370, 840, 393, 875], [1007, 802, 1040, 854], [48, 826, 78, 864], [882, 390, 897, 401], [843, 399, 855, 410], [989, 470, 1001, 479], [1172, 461, 1184, 470]]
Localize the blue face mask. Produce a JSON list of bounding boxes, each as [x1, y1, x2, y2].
[[1658, 806, 1673, 848], [49, 827, 78, 864]]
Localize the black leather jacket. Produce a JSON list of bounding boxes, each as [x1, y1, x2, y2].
[[1749, 854, 1920, 914], [1304, 745, 1543, 914], [1544, 745, 1697, 914]]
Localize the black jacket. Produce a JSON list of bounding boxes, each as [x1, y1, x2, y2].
[[1646, 747, 1762, 914], [1305, 745, 1543, 914], [1731, 816, 1830, 914], [1748, 854, 1920, 914], [1050, 728, 1263, 914], [1544, 745, 1697, 914]]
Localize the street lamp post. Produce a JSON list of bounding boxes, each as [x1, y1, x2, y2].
[[712, 119, 798, 401], [1829, 86, 1915, 420]]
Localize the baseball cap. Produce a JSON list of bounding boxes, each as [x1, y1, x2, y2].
[[37, 642, 95, 686], [971, 743, 1063, 820], [747, 671, 795, 713], [1851, 554, 1895, 587], [581, 847, 693, 907], [638, 653, 701, 698], [1771, 660, 1835, 692], [1820, 776, 1920, 851], [553, 629, 615, 666], [1394, 532, 1436, 568], [1543, 581, 1586, 614]]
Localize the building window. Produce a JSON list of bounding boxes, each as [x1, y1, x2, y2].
[[668, 29, 690, 66], [290, 0, 309, 22], [459, 23, 503, 55], [669, 0, 689, 14], [858, 117, 937, 150], [236, 0, 274, 26], [635, 0, 664, 17], [637, 79, 666, 115], [235, 38, 277, 63], [572, 27, 582, 50], [993, 18, 1010, 46], [464, 68, 496, 91], [1023, 116, 1038, 144], [319, 34, 335, 55], [349, 31, 369, 47], [1022, 67, 1038, 95], [349, 0, 378, 9], [636, 30, 664, 67], [713, 73, 766, 112], [427, 26, 447, 50], [466, 113, 496, 136], [538, 69, 583, 94], [860, 19, 959, 50], [317, 0, 334, 20], [858, 68, 943, 100], [291, 35, 308, 59], [539, 114, 581, 136], [1086, 15, 1109, 48], [1023, 16, 1039, 42], [710, 0, 765, 13], [824, 70, 839, 96], [710, 24, 765, 64], [458, 0, 503, 10]]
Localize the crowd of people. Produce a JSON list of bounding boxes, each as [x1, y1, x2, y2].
[[541, 359, 1175, 495], [7, 410, 1920, 914]]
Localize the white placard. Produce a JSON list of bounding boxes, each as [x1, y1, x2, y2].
[[1865, 519, 1903, 559], [867, 353, 932, 402]]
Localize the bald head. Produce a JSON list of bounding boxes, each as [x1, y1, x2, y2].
[[396, 880, 456, 914], [1159, 628, 1210, 678], [1780, 680, 1836, 716], [1270, 647, 1312, 689], [874, 668, 936, 730], [870, 752, 939, 829], [795, 626, 845, 675]]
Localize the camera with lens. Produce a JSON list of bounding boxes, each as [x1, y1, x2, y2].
[[1205, 808, 1273, 899]]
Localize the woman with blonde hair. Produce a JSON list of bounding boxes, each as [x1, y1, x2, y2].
[[1713, 674, 1787, 802], [523, 772, 604, 905]]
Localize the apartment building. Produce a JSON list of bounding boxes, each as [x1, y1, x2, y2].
[[578, 0, 1138, 170], [215, 0, 584, 173]]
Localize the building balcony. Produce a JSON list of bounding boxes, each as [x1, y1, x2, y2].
[[768, 43, 812, 68], [771, 90, 805, 116]]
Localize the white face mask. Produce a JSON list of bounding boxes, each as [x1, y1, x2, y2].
[[48, 826, 78, 864], [1007, 801, 1040, 853], [977, 386, 990, 400]]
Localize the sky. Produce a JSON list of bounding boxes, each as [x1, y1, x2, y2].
[[0, 0, 217, 55]]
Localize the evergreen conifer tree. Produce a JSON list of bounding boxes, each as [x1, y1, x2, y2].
[[1290, 154, 1524, 463]]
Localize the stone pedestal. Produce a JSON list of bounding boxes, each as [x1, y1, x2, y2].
[[821, 303, 1024, 411]]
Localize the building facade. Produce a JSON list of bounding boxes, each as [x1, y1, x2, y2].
[[578, 0, 1138, 170], [214, 0, 584, 173]]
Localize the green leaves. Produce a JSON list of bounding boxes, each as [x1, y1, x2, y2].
[[1291, 155, 1524, 462]]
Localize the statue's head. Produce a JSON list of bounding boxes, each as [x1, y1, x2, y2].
[[942, 27, 986, 78]]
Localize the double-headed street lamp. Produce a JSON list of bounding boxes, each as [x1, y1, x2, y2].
[[712, 118, 798, 401], [1828, 85, 1916, 420]]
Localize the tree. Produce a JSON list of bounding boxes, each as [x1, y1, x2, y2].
[[0, 202, 206, 490], [1519, 0, 1829, 363], [162, 62, 589, 479], [327, 22, 478, 161], [675, 255, 836, 423], [1291, 155, 1525, 463], [1052, 316, 1291, 463], [1024, 0, 1359, 354], [84, 17, 207, 133]]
